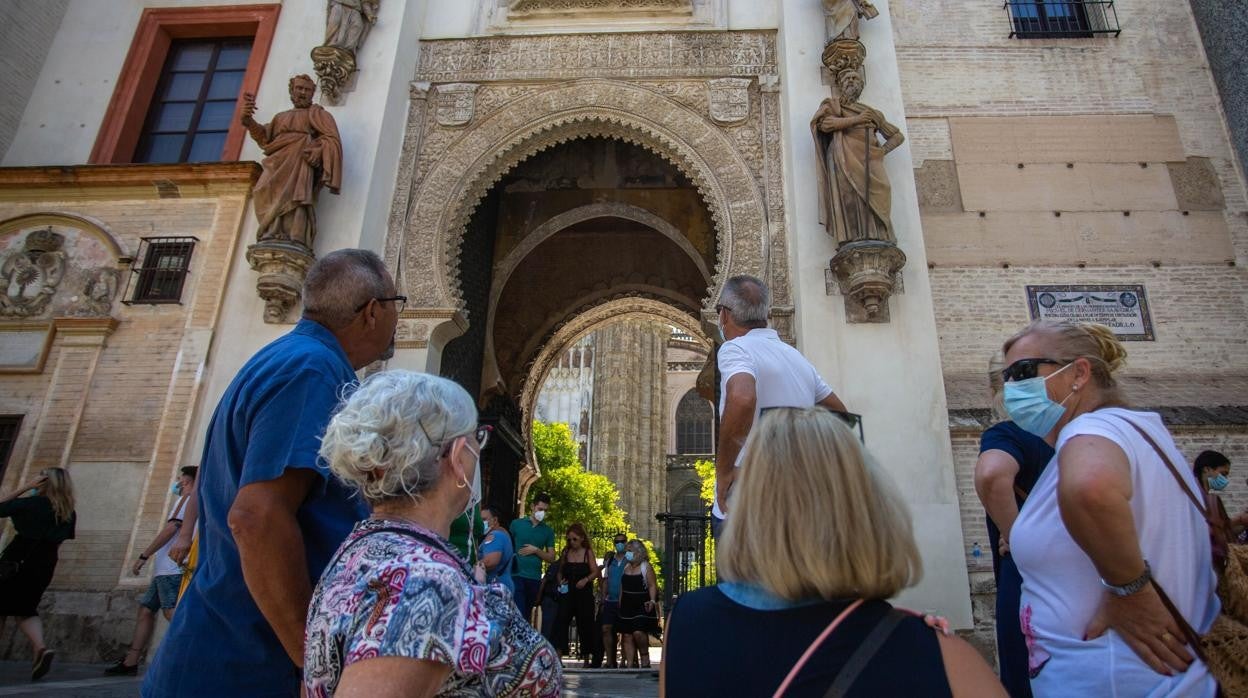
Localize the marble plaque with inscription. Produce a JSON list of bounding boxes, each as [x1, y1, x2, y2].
[[1026, 284, 1154, 341]]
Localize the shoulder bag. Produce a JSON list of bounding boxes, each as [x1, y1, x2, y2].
[[1123, 418, 1248, 697]]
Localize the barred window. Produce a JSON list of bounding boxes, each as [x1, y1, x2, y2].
[[125, 237, 197, 304], [675, 389, 714, 455], [1005, 0, 1120, 38]]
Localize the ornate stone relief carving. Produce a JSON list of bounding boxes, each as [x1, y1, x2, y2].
[[78, 267, 120, 316], [707, 78, 751, 125], [434, 83, 479, 127], [1, 229, 66, 318], [829, 240, 906, 322], [388, 31, 789, 347], [414, 31, 776, 83], [510, 0, 692, 12], [245, 242, 316, 324]]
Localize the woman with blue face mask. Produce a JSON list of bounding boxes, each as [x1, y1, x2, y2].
[[1193, 451, 1247, 552], [1003, 320, 1220, 698]]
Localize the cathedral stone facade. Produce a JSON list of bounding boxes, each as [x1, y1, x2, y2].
[[0, 0, 1244, 664]]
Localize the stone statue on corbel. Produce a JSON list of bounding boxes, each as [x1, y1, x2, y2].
[[241, 75, 343, 323], [312, 0, 380, 104], [811, 14, 908, 323]]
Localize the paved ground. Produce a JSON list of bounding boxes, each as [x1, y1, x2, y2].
[[0, 661, 659, 697]]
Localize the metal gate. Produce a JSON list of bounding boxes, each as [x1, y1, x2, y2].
[[655, 512, 715, 605]]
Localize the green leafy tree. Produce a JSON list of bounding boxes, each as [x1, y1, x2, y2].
[[528, 421, 662, 578]]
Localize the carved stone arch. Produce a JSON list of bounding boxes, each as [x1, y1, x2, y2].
[[0, 212, 130, 260], [480, 201, 713, 394], [400, 78, 768, 324], [518, 295, 707, 474]]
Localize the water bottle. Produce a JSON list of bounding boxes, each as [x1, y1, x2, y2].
[[972, 541, 983, 565]]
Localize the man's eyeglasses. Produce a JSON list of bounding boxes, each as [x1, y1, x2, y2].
[[354, 295, 408, 314], [1001, 358, 1065, 383], [715, 303, 732, 315]]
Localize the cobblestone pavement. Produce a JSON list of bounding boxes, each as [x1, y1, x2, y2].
[[0, 661, 659, 697]]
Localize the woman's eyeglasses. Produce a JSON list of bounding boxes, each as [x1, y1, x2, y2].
[[1002, 358, 1065, 383], [758, 406, 865, 442], [474, 425, 493, 450]]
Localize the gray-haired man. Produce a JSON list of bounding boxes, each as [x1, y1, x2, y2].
[[712, 275, 847, 535], [144, 249, 401, 697]]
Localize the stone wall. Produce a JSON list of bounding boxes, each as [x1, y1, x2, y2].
[[0, 162, 257, 660], [0, 0, 69, 162]]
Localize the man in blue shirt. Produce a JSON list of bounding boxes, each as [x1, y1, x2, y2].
[[598, 532, 629, 667], [143, 249, 402, 697], [509, 493, 555, 624]]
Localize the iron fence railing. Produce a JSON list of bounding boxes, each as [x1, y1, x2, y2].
[[655, 512, 715, 606]]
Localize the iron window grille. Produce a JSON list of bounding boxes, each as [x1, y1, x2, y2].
[[1005, 0, 1120, 38], [124, 237, 197, 304]]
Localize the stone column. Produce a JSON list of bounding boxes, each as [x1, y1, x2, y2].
[[590, 319, 668, 542]]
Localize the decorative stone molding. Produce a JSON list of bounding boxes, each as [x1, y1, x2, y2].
[[510, 0, 691, 12], [77, 267, 121, 317], [310, 45, 357, 105], [399, 79, 767, 316], [707, 78, 751, 125], [828, 240, 906, 323], [245, 241, 316, 324], [414, 31, 776, 83], [433, 83, 479, 127]]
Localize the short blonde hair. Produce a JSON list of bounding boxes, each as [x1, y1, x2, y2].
[[718, 407, 922, 601], [319, 371, 476, 505]]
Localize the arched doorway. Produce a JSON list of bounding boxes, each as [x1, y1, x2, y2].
[[431, 135, 717, 535]]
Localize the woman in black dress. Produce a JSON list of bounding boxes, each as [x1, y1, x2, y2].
[[0, 467, 76, 681], [553, 522, 599, 665], [616, 539, 659, 668]]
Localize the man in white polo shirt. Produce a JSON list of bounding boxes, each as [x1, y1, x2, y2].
[[712, 275, 847, 536]]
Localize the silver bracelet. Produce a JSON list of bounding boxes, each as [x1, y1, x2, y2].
[[1100, 560, 1152, 597]]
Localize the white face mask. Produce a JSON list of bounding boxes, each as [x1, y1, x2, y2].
[[533, 509, 546, 522]]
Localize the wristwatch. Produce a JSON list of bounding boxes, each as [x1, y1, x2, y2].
[[1100, 561, 1151, 597]]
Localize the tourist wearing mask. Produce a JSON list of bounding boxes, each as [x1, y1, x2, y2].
[[662, 408, 1003, 696], [0, 467, 76, 681], [479, 503, 516, 593], [1193, 450, 1247, 559], [554, 523, 599, 665], [598, 533, 629, 668], [304, 371, 561, 696], [511, 493, 555, 623], [616, 539, 659, 669], [974, 354, 1053, 698], [1004, 320, 1219, 696]]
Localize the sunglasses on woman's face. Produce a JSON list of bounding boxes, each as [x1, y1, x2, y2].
[[1002, 358, 1065, 383]]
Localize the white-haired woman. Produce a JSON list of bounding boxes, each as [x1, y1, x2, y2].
[[1002, 321, 1218, 696], [304, 371, 561, 697], [0, 467, 76, 681], [661, 408, 1003, 697]]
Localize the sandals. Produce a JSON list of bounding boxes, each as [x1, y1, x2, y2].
[[31, 648, 55, 681]]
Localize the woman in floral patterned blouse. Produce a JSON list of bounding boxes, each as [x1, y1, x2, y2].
[[304, 371, 562, 697]]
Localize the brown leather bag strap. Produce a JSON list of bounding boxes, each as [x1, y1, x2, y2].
[[1121, 418, 1211, 523], [1151, 579, 1208, 663]]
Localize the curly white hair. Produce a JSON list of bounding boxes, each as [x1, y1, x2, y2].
[[319, 370, 477, 504]]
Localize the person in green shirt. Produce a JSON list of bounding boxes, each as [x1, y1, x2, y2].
[[509, 493, 555, 625]]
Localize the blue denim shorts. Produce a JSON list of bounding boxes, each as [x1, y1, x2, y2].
[[140, 574, 182, 611]]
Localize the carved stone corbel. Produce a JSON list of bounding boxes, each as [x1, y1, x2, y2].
[[310, 45, 357, 105], [245, 241, 316, 324], [829, 239, 905, 323]]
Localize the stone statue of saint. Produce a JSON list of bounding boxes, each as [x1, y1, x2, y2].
[[823, 0, 878, 41], [810, 40, 904, 246], [241, 75, 343, 248], [325, 0, 379, 53]]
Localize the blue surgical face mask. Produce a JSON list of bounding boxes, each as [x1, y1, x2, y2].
[[1003, 362, 1074, 437], [171, 482, 182, 496], [1209, 473, 1230, 491], [624, 551, 636, 562], [615, 542, 626, 553]]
